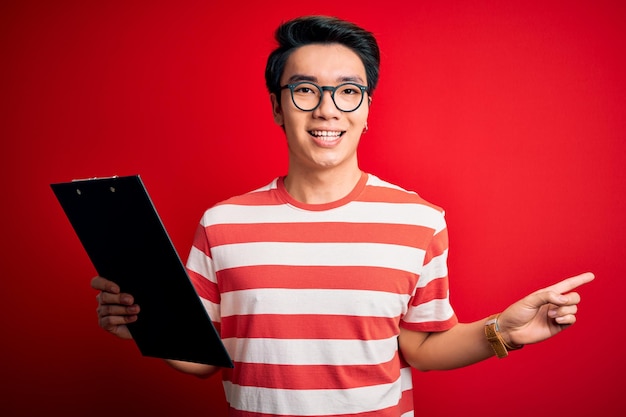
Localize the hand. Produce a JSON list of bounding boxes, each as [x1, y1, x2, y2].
[[91, 276, 140, 340], [497, 272, 595, 346]]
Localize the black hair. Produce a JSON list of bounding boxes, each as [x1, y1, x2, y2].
[[265, 15, 380, 103]]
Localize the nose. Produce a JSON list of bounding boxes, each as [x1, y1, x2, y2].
[[313, 90, 341, 118]]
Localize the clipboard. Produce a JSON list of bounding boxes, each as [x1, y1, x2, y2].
[[51, 175, 233, 368]]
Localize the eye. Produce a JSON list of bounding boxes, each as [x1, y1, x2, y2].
[[338, 84, 361, 95], [293, 83, 318, 95], [295, 87, 313, 94]]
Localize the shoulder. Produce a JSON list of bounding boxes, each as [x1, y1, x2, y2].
[[363, 173, 445, 214], [355, 173, 447, 234]]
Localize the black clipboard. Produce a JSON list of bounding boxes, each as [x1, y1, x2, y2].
[[51, 175, 233, 368]]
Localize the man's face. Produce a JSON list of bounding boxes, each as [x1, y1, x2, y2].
[[271, 43, 370, 175]]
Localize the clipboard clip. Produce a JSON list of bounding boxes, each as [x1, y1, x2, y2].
[[70, 176, 121, 195], [71, 175, 119, 182]]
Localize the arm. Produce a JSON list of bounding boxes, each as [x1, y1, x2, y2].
[[91, 276, 221, 379], [399, 272, 595, 371], [399, 321, 493, 371]]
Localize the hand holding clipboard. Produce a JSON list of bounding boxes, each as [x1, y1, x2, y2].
[[51, 175, 233, 368]]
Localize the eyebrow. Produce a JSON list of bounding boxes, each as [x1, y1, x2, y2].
[[286, 74, 366, 84]]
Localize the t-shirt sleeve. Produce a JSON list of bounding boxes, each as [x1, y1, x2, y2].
[[185, 216, 222, 332], [400, 213, 458, 332]]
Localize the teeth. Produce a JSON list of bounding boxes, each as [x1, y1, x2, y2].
[[310, 130, 342, 138]]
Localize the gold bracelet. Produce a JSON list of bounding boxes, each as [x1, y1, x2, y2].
[[484, 314, 524, 359]]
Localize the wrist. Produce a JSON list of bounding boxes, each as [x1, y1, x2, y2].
[[484, 314, 524, 358]]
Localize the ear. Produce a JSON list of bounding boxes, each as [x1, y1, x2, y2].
[[270, 93, 284, 126]]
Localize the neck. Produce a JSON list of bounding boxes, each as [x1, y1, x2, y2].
[[284, 165, 363, 205]]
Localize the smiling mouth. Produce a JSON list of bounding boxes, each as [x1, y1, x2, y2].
[[308, 130, 345, 140]]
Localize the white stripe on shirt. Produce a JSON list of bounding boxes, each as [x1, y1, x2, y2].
[[220, 288, 411, 318], [223, 336, 399, 366], [402, 295, 455, 324], [186, 246, 216, 282], [211, 242, 425, 274], [416, 249, 448, 288], [203, 201, 444, 231]]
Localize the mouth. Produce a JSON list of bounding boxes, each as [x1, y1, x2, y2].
[[308, 130, 345, 143]]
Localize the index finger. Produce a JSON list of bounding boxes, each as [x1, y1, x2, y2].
[[90, 276, 120, 293], [541, 272, 595, 295]]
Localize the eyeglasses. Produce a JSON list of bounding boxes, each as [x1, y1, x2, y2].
[[281, 81, 369, 112]]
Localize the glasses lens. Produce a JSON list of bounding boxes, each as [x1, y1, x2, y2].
[[334, 83, 364, 112], [291, 82, 321, 111]]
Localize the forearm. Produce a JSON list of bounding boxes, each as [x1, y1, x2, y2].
[[164, 359, 221, 379], [399, 318, 496, 372], [400, 273, 594, 372]]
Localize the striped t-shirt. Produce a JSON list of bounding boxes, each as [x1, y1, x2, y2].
[[186, 172, 457, 417]]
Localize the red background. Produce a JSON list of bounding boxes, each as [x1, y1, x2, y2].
[[2, 1, 625, 416]]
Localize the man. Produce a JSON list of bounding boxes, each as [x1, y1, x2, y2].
[[91, 15, 594, 417]]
